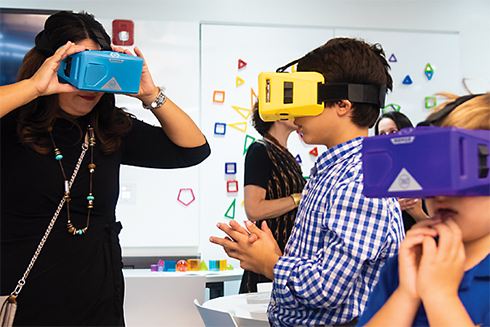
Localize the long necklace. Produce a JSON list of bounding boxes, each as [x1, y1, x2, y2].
[[49, 125, 96, 235]]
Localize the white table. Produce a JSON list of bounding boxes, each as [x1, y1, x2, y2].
[[203, 291, 271, 327], [122, 269, 244, 326]]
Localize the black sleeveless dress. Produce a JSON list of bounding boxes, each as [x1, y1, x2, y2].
[[239, 139, 306, 293]]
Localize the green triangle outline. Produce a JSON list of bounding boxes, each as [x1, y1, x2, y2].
[[243, 135, 256, 154], [224, 199, 236, 219]]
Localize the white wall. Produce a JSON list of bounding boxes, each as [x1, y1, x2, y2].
[[2, 0, 489, 88], [2, 0, 489, 264]]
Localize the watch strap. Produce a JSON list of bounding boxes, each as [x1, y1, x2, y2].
[[143, 87, 167, 110]]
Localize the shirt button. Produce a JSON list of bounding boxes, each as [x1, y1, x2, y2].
[[270, 299, 276, 305]]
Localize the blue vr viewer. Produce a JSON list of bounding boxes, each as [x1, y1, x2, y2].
[[362, 126, 490, 198], [58, 50, 143, 94]]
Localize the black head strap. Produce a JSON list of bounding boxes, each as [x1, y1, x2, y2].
[[317, 83, 386, 108], [417, 94, 483, 127], [276, 57, 387, 108]]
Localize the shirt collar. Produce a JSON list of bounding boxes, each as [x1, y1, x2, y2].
[[313, 137, 364, 176], [460, 253, 490, 290]]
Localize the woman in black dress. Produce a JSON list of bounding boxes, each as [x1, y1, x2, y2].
[[239, 103, 306, 293], [0, 11, 210, 326]]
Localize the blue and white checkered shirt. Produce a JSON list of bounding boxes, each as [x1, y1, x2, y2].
[[268, 137, 404, 327]]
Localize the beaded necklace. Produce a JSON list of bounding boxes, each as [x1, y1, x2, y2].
[[49, 125, 96, 235]]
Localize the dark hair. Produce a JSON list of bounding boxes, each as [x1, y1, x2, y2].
[[296, 37, 393, 128], [16, 11, 132, 155], [251, 101, 273, 137], [374, 111, 414, 135]]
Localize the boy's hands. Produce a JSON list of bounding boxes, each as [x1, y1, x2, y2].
[[210, 220, 282, 279], [397, 217, 465, 304], [397, 219, 440, 300], [417, 218, 465, 302]]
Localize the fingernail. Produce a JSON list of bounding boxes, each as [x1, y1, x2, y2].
[[216, 223, 221, 228], [209, 237, 213, 242], [245, 221, 252, 227]]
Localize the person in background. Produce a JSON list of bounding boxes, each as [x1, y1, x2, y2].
[[358, 92, 490, 327], [211, 37, 404, 327], [0, 11, 210, 326], [239, 102, 306, 293], [374, 111, 430, 232]]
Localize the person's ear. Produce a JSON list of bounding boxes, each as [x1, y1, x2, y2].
[[336, 100, 352, 116]]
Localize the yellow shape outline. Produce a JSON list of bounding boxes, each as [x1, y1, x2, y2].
[[228, 122, 247, 132], [231, 105, 251, 119], [236, 76, 245, 86], [251, 87, 257, 108]]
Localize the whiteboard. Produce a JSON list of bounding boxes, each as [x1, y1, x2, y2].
[[199, 24, 334, 262], [334, 28, 462, 129], [101, 19, 462, 261], [198, 24, 463, 262], [101, 19, 203, 256]]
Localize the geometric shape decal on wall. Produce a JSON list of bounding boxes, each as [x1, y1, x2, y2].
[[228, 121, 247, 132], [227, 180, 239, 193], [382, 103, 401, 114], [177, 188, 195, 206], [225, 162, 237, 175], [424, 63, 434, 80], [402, 75, 413, 85], [224, 198, 236, 219], [309, 147, 318, 156], [231, 105, 251, 119], [389, 53, 397, 62], [295, 154, 302, 163], [236, 76, 245, 86], [425, 96, 437, 108], [213, 90, 225, 103], [243, 135, 256, 154], [214, 122, 226, 135], [238, 59, 247, 69], [251, 87, 257, 109]]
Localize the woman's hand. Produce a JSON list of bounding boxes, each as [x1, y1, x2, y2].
[[0, 41, 86, 118], [30, 41, 86, 96], [401, 198, 430, 223], [111, 46, 159, 104]]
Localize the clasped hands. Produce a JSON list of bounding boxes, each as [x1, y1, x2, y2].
[[397, 215, 465, 304], [210, 220, 282, 280]]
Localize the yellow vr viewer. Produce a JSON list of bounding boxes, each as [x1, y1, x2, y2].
[[258, 71, 387, 122]]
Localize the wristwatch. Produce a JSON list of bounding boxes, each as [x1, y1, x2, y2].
[[143, 87, 166, 110]]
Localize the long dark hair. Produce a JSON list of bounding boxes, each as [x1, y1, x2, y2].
[[16, 11, 132, 154], [374, 111, 413, 135]]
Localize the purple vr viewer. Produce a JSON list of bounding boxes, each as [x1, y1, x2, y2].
[[362, 126, 490, 198]]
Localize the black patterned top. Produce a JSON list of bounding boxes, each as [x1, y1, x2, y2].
[[239, 139, 306, 293]]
